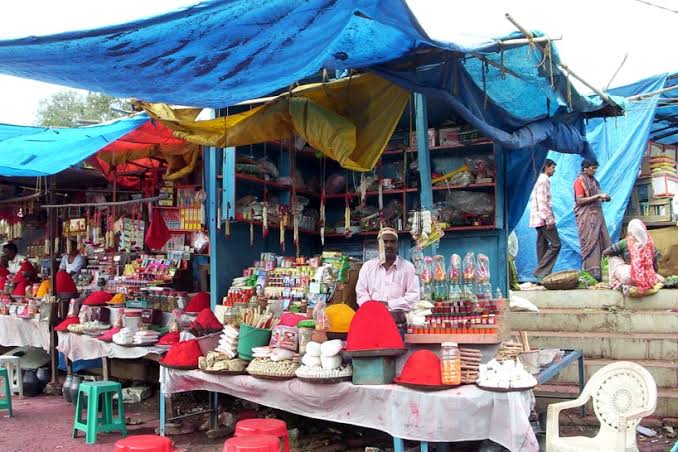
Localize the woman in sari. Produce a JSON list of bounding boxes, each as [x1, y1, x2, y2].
[[603, 219, 663, 294], [574, 160, 611, 281]]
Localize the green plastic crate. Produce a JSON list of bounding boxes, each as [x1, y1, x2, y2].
[[351, 356, 396, 385]]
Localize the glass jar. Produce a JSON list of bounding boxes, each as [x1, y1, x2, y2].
[[159, 290, 168, 309], [167, 291, 177, 312], [440, 342, 461, 385], [176, 292, 188, 310]]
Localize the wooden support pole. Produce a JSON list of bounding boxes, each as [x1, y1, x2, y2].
[[40, 193, 167, 209]]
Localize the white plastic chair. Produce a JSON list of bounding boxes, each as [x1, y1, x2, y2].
[[546, 361, 656, 452]]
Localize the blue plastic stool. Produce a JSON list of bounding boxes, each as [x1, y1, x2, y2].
[[0, 367, 13, 417]]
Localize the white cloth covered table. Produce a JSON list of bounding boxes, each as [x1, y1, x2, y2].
[[57, 331, 167, 361], [160, 369, 538, 451], [0, 315, 50, 351]]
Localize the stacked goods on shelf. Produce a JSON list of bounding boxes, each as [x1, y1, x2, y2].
[[405, 252, 506, 344], [223, 252, 350, 313], [459, 347, 481, 384]]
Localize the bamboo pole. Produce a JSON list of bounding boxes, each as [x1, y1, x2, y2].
[[469, 52, 524, 80], [41, 193, 168, 209], [497, 35, 561, 46], [0, 192, 43, 205], [505, 13, 618, 108], [627, 85, 678, 101]]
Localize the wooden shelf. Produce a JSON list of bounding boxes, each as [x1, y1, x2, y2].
[[383, 140, 493, 155], [324, 188, 417, 200], [432, 182, 495, 191], [444, 225, 495, 232], [236, 218, 319, 236], [404, 333, 499, 344], [324, 229, 409, 238], [235, 173, 319, 198]]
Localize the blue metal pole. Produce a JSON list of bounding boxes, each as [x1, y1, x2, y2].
[[207, 142, 219, 311], [414, 93, 433, 211]]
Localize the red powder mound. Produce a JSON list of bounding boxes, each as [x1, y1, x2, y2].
[[185, 292, 210, 313], [19, 261, 34, 273], [83, 291, 113, 306], [160, 339, 203, 368], [190, 309, 222, 331], [279, 312, 307, 327], [54, 317, 80, 332], [56, 270, 78, 294], [12, 281, 27, 296], [97, 327, 121, 342], [394, 350, 443, 386], [346, 301, 404, 352], [157, 331, 180, 346]]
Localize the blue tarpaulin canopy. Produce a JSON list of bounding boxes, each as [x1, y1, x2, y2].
[[0, 114, 148, 176], [514, 73, 671, 280], [0, 0, 622, 214]]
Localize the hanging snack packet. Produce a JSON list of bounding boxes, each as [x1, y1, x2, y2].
[[463, 252, 476, 284]]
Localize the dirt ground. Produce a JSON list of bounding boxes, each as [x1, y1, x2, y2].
[[0, 390, 675, 451]]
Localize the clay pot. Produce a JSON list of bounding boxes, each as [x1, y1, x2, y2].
[[22, 369, 41, 397], [69, 375, 82, 405], [63, 374, 73, 402], [36, 367, 50, 391]]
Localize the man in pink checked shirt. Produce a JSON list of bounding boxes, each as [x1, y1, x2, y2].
[[355, 227, 420, 313], [529, 159, 561, 281]]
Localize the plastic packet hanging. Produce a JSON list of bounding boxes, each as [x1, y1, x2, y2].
[[421, 256, 433, 284], [433, 255, 446, 281], [67, 298, 80, 318], [313, 300, 329, 331], [409, 247, 424, 275], [191, 231, 209, 254], [476, 254, 490, 283], [463, 253, 476, 284], [449, 254, 462, 284]]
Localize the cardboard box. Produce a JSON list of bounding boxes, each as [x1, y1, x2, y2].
[[410, 128, 437, 149], [652, 175, 678, 197], [438, 127, 462, 147]]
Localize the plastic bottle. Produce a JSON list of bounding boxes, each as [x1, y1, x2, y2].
[[440, 342, 461, 385]]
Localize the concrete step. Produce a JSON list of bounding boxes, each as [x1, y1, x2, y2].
[[547, 358, 678, 388], [527, 331, 678, 360], [509, 308, 678, 333], [534, 383, 678, 418], [516, 288, 678, 311]]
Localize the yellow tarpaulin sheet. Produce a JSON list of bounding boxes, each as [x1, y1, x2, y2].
[[139, 73, 409, 171]]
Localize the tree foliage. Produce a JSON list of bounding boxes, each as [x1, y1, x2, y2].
[[36, 91, 133, 127]]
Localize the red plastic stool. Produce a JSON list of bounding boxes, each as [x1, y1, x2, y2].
[[114, 435, 173, 452], [223, 434, 280, 452], [235, 419, 289, 452]]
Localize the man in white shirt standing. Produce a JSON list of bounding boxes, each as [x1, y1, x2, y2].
[[355, 227, 420, 311], [529, 159, 561, 280], [2, 242, 25, 274]]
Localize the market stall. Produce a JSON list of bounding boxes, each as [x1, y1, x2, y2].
[[159, 370, 538, 451], [0, 314, 50, 351]]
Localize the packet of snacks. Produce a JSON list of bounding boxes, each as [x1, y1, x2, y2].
[[269, 325, 299, 351]]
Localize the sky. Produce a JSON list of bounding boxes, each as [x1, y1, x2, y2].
[[0, 0, 675, 126]]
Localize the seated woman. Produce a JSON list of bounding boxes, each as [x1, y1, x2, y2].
[[60, 239, 86, 276], [603, 219, 664, 295]]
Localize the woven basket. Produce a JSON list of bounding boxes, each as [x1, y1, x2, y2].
[[543, 270, 580, 290]]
